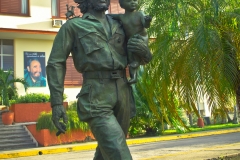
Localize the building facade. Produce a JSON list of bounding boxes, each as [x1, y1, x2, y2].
[[0, 0, 124, 102]]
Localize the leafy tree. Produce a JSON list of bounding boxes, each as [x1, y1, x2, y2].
[[0, 69, 28, 110], [138, 0, 240, 126], [129, 69, 162, 137], [129, 67, 190, 136]]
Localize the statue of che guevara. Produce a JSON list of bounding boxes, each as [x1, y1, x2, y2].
[[46, 0, 152, 159]]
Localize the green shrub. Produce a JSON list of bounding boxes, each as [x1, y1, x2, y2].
[[10, 93, 68, 104], [67, 101, 77, 111], [129, 84, 162, 137], [36, 110, 89, 132], [129, 68, 190, 137], [36, 112, 56, 131], [11, 93, 50, 104], [63, 94, 68, 101]]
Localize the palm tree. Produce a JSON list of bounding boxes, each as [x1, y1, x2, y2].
[[138, 0, 240, 126], [129, 67, 190, 135], [129, 67, 162, 136], [0, 69, 28, 110]]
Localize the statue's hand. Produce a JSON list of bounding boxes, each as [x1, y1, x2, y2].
[[127, 34, 152, 63], [127, 34, 146, 55], [52, 105, 68, 136]]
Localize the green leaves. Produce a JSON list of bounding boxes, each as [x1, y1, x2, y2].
[[36, 112, 56, 131], [36, 102, 89, 133], [137, 0, 240, 127], [12, 93, 50, 104], [0, 68, 28, 108], [10, 93, 68, 104]]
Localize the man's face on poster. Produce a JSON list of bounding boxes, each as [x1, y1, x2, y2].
[[27, 60, 42, 81]]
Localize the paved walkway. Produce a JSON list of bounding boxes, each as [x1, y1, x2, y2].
[[0, 127, 240, 159]]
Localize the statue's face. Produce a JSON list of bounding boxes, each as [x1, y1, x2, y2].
[[89, 0, 109, 11], [121, 0, 138, 11]]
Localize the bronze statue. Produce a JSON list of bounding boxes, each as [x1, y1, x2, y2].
[[46, 0, 152, 159], [109, 0, 152, 84]]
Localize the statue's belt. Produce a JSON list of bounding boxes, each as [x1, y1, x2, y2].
[[83, 70, 126, 79]]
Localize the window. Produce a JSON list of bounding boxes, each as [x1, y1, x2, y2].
[[108, 0, 125, 14], [52, 0, 81, 18], [64, 56, 83, 86], [0, 40, 14, 71], [0, 0, 29, 16]]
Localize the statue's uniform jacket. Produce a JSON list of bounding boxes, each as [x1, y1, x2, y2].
[[46, 13, 150, 160]]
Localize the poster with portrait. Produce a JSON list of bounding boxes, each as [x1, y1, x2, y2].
[[24, 51, 46, 87]]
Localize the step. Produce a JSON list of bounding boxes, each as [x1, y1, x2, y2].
[[0, 136, 33, 144], [0, 129, 26, 136], [0, 141, 36, 147], [0, 135, 32, 144], [0, 125, 24, 130], [0, 127, 25, 132], [0, 126, 25, 131], [0, 125, 25, 130], [0, 133, 30, 140], [0, 116, 3, 125], [0, 142, 37, 151], [0, 139, 34, 146]]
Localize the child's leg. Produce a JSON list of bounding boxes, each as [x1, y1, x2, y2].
[[128, 61, 139, 84], [128, 50, 140, 84]]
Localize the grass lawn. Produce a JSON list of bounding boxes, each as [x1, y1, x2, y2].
[[163, 123, 240, 135]]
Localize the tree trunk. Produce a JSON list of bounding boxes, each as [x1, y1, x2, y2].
[[232, 105, 238, 124], [223, 106, 232, 123], [233, 90, 239, 124], [226, 113, 232, 123], [188, 113, 193, 126]]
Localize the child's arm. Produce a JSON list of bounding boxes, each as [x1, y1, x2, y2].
[[144, 15, 152, 28], [139, 11, 152, 28], [108, 14, 121, 20]]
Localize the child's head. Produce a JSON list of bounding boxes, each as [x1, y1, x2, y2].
[[119, 0, 138, 11]]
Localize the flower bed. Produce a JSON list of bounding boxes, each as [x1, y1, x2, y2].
[[11, 102, 68, 123], [27, 124, 95, 147]]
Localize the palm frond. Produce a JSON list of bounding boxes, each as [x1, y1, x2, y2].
[[138, 0, 240, 126]]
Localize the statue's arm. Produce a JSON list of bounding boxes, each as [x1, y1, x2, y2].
[[127, 34, 152, 65], [46, 23, 73, 107]]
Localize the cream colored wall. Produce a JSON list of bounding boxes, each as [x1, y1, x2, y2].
[[0, 1, 63, 31], [14, 39, 81, 103], [14, 39, 52, 95], [0, 1, 84, 103], [64, 88, 82, 103]]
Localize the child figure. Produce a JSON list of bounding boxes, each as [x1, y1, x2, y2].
[[110, 0, 152, 84]]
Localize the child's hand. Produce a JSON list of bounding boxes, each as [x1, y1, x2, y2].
[[144, 15, 152, 23], [144, 15, 152, 28]]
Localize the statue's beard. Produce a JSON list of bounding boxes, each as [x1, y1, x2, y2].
[[88, 2, 109, 12]]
